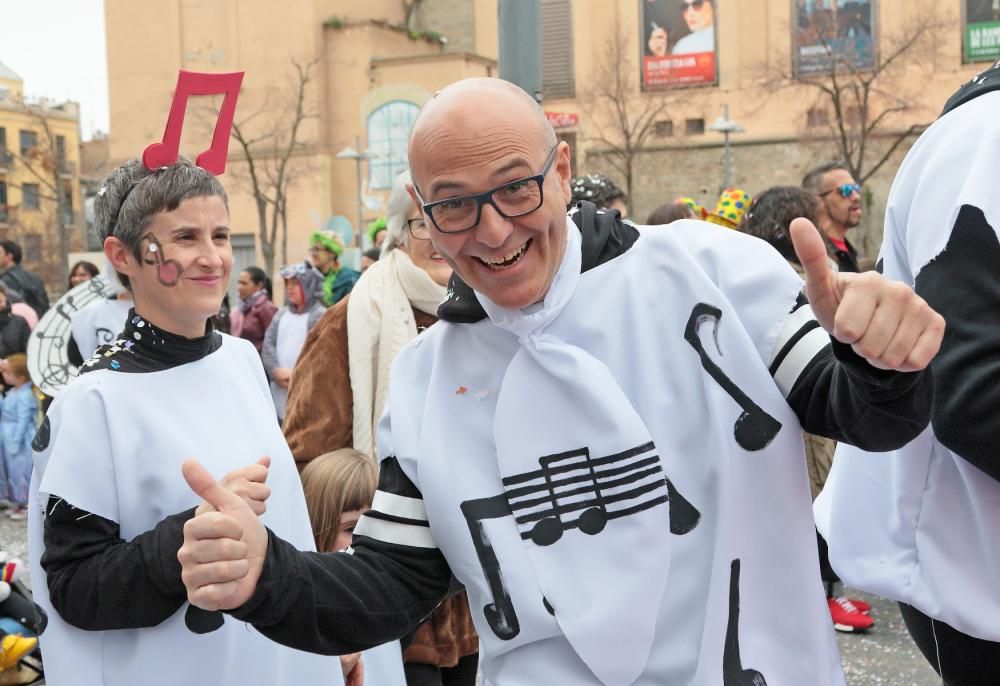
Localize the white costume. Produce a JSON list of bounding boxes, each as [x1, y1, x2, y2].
[[815, 82, 1000, 642], [28, 313, 342, 686], [228, 205, 932, 685], [70, 297, 132, 360]]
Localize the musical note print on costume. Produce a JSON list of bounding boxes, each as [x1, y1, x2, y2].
[[723, 559, 768, 686], [26, 275, 114, 397], [461, 441, 700, 639], [142, 70, 244, 175], [141, 234, 184, 287], [685, 303, 781, 451], [184, 605, 225, 635]]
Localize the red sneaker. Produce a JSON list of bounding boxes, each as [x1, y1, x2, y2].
[[828, 596, 874, 633], [846, 597, 871, 614]]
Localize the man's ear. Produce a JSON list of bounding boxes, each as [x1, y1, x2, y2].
[[554, 140, 573, 201], [104, 236, 134, 279]]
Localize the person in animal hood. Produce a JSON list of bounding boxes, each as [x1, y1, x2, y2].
[[178, 78, 944, 686], [816, 60, 1000, 683]]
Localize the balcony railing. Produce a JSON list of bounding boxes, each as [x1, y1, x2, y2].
[[57, 158, 77, 177], [0, 149, 12, 172]]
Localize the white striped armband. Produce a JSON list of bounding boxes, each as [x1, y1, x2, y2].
[[352, 457, 437, 549], [769, 297, 831, 397]]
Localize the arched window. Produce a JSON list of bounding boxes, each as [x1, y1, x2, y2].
[[367, 101, 420, 190]]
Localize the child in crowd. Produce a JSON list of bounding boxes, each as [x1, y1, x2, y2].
[[0, 355, 36, 521], [300, 449, 406, 686]]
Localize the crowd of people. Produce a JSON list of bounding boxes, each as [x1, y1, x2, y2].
[[0, 60, 992, 685]]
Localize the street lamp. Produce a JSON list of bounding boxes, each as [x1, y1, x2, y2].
[[336, 135, 378, 247], [707, 105, 745, 190]]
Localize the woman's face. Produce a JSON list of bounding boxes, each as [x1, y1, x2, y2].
[[398, 208, 452, 288], [70, 265, 95, 288], [237, 271, 262, 300], [285, 277, 304, 310], [333, 507, 368, 552], [110, 194, 232, 338]]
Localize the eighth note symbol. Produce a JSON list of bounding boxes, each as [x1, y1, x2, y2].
[[685, 303, 781, 451], [142, 70, 244, 175]]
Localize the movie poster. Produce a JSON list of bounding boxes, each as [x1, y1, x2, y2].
[[965, 0, 1000, 62], [641, 0, 718, 90], [792, 0, 875, 75]]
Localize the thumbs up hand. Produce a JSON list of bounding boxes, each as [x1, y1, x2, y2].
[[790, 218, 945, 372], [178, 459, 269, 611]]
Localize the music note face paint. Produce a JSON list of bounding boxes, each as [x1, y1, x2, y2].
[[125, 195, 232, 338]]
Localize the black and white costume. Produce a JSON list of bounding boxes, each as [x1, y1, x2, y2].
[[816, 64, 1000, 646], [28, 312, 341, 686], [69, 297, 132, 362], [221, 205, 932, 685]]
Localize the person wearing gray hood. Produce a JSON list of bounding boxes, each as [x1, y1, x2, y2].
[[262, 263, 326, 422]]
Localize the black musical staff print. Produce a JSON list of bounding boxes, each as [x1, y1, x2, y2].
[[685, 303, 781, 451], [723, 559, 768, 685], [461, 441, 700, 639], [27, 276, 113, 397]]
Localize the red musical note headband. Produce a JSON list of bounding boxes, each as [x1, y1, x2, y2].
[[142, 70, 245, 175]]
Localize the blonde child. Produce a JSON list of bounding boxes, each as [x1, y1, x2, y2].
[[1, 354, 36, 520], [301, 449, 406, 686]]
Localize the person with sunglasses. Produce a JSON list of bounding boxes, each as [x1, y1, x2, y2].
[[178, 77, 944, 685], [802, 161, 864, 272], [672, 0, 715, 55]]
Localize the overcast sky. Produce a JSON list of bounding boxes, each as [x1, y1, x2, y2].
[[0, 0, 109, 140]]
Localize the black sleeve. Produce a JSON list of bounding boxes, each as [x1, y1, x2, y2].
[[786, 340, 933, 451], [774, 294, 934, 451], [41, 495, 195, 630], [13, 317, 29, 355], [227, 457, 452, 655], [914, 205, 1000, 479]]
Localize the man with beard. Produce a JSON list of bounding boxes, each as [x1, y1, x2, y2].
[[802, 162, 863, 273]]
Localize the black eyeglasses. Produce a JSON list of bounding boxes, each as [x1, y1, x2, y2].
[[406, 218, 431, 240], [820, 183, 861, 199], [681, 0, 706, 11], [414, 146, 558, 234]]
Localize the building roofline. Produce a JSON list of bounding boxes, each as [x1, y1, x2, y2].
[[370, 52, 497, 68]]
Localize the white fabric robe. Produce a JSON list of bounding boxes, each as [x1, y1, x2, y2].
[[373, 218, 845, 685], [28, 335, 343, 686]]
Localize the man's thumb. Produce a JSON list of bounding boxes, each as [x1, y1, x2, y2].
[[183, 459, 247, 513], [790, 217, 832, 289]]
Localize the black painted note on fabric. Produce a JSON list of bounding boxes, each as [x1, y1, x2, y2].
[[723, 559, 768, 686], [685, 303, 782, 451], [461, 441, 701, 640], [914, 205, 1000, 481]]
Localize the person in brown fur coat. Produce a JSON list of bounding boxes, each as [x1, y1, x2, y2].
[[283, 171, 478, 685]]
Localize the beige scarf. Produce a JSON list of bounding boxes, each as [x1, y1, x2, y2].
[[347, 249, 447, 457]]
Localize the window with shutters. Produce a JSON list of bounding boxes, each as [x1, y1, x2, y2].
[[541, 0, 575, 100]]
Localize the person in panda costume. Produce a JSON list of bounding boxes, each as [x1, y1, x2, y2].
[[815, 60, 1000, 684], [27, 157, 341, 686], [177, 78, 944, 686]]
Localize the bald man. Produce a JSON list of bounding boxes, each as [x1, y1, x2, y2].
[[178, 78, 944, 685]]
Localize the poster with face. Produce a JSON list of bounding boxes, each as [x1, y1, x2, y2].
[[792, 0, 875, 75], [964, 0, 1000, 62], [641, 0, 718, 89]]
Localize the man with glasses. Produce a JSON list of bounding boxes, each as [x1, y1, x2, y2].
[[803, 162, 863, 272], [178, 77, 944, 685]]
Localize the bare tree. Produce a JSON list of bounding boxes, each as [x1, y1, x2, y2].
[[583, 12, 675, 205], [225, 58, 318, 276], [7, 111, 76, 289], [762, 8, 949, 186]]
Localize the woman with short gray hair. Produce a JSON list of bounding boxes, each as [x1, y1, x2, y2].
[[28, 156, 341, 686]]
